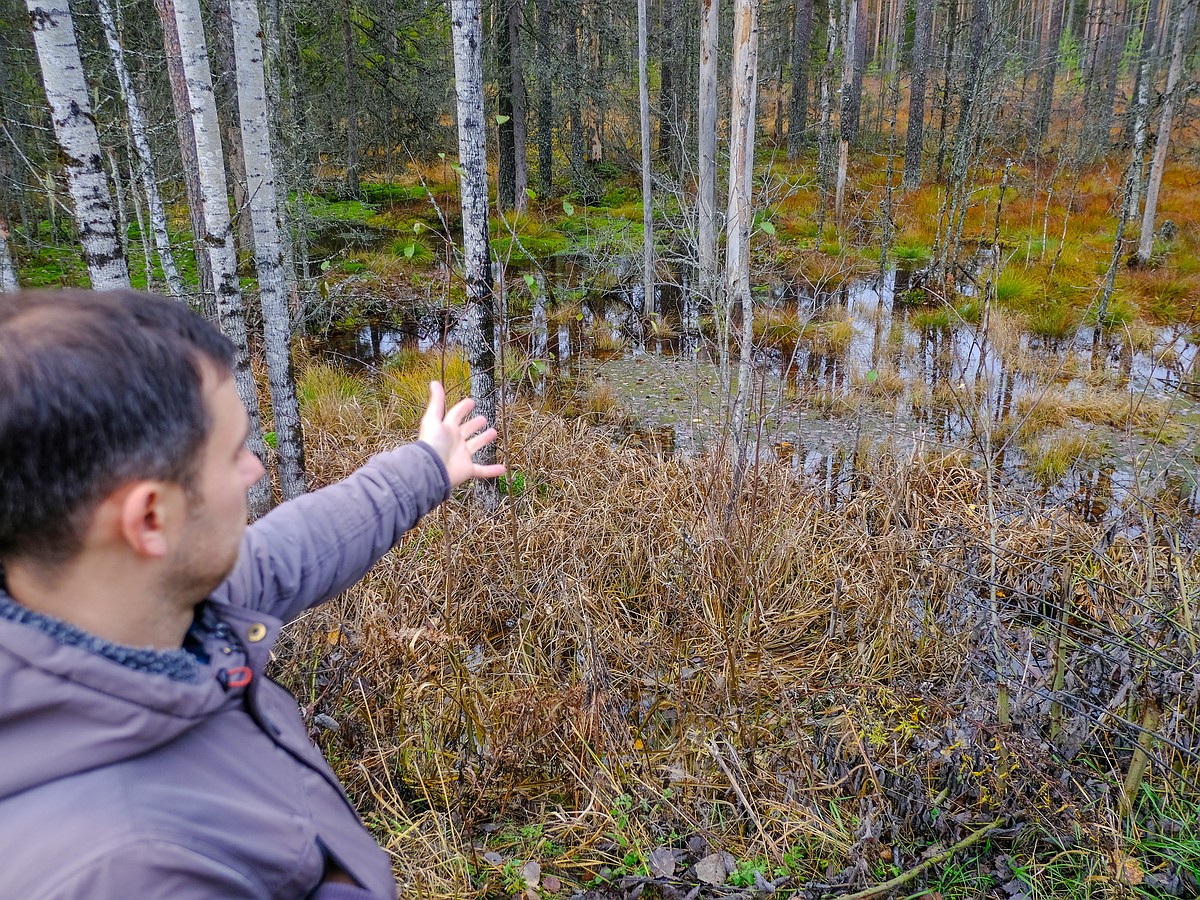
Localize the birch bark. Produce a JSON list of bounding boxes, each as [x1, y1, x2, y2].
[[95, 0, 183, 298], [638, 0, 654, 319], [26, 1, 130, 290], [1136, 0, 1195, 265], [0, 212, 18, 292], [726, 0, 760, 455], [154, 0, 272, 519], [449, 0, 499, 508], [697, 0, 719, 308], [230, 0, 306, 501]]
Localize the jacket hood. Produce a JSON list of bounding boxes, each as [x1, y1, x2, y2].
[[0, 591, 233, 802]]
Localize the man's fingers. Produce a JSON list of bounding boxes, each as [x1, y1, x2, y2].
[[466, 427, 498, 452], [473, 463, 507, 479], [421, 381, 446, 430], [445, 396, 477, 427], [462, 415, 489, 438]]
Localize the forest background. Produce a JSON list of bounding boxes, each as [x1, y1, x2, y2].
[[4, 0, 1200, 896]]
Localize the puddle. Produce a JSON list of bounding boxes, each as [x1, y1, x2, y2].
[[315, 262, 1200, 526]]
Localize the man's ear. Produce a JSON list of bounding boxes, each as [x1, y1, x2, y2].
[[116, 481, 179, 559]]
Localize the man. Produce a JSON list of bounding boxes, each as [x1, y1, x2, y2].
[[0, 289, 503, 899]]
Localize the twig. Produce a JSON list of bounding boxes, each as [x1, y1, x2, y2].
[[827, 819, 1002, 900], [706, 739, 782, 861]]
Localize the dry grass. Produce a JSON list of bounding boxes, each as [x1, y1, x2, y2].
[[273, 371, 1200, 898]]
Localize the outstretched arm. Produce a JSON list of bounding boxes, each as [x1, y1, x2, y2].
[[213, 382, 503, 622]]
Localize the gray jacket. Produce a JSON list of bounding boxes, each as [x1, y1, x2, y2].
[[0, 442, 451, 899]]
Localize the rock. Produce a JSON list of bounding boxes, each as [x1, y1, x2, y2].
[[522, 860, 542, 889], [542, 874, 561, 894], [483, 851, 504, 865]]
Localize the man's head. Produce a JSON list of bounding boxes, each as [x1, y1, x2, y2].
[[0, 289, 249, 575]]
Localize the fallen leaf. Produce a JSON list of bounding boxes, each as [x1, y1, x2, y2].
[[648, 847, 675, 878]]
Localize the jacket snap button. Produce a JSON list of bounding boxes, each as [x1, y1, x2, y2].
[[247, 623, 268, 643]]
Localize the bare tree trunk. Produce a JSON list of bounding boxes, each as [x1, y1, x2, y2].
[[1136, 0, 1195, 265], [836, 0, 858, 221], [96, 0, 183, 299], [1033, 0, 1066, 145], [815, 0, 838, 233], [230, 0, 306, 501], [638, 0, 654, 319], [1125, 0, 1160, 224], [903, 0, 934, 189], [726, 0, 760, 456], [509, 0, 529, 212], [535, 0, 553, 196], [566, 3, 587, 190], [845, 0, 867, 142], [342, 0, 360, 195], [26, 1, 130, 290], [698, 0, 720, 306], [787, 0, 813, 159], [0, 212, 17, 292], [208, 0, 254, 252], [449, 0, 499, 508], [154, 0, 272, 519]]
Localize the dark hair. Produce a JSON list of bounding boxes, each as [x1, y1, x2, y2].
[[0, 289, 235, 565]]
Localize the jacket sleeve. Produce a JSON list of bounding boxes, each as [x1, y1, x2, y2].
[[40, 840, 267, 899], [211, 441, 451, 624]]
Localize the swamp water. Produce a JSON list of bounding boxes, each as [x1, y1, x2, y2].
[[319, 262, 1200, 528]]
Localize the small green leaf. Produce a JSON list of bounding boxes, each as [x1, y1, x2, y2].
[[526, 187, 537, 200], [523, 273, 537, 289], [263, 430, 277, 448], [760, 220, 776, 235], [529, 359, 548, 376], [495, 114, 510, 125], [412, 221, 423, 233], [319, 260, 331, 272], [562, 199, 575, 216], [575, 312, 584, 321], [451, 162, 465, 176], [866, 369, 879, 383], [438, 152, 446, 159], [403, 243, 416, 258]]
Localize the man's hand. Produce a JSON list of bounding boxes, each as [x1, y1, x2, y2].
[[418, 381, 506, 489]]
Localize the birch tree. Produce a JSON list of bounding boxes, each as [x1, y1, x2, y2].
[[26, 1, 129, 291], [449, 0, 499, 507], [697, 0, 720, 308], [95, 0, 183, 298], [637, 0, 653, 318], [726, 0, 760, 453], [154, 0, 272, 519], [0, 212, 18, 292], [1135, 0, 1195, 266], [230, 0, 307, 501]]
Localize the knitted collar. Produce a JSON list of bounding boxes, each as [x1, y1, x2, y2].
[[0, 590, 201, 683]]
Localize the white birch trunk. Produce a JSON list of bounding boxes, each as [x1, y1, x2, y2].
[[0, 212, 18, 292], [230, 0, 306, 501], [96, 0, 183, 298], [638, 0, 654, 319], [26, 2, 130, 290], [1136, 0, 1194, 265], [697, 0, 720, 309], [726, 0, 760, 457], [155, 0, 272, 519], [450, 0, 499, 507]]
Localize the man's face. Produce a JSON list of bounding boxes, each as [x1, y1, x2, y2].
[[167, 372, 265, 601]]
